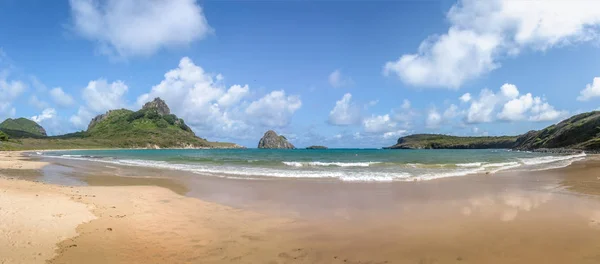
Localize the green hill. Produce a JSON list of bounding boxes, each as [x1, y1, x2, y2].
[[0, 118, 47, 138], [0, 98, 242, 150], [385, 111, 600, 151], [513, 111, 600, 150], [384, 134, 518, 149]]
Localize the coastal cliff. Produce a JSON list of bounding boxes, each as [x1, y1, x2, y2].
[[258, 130, 295, 149]]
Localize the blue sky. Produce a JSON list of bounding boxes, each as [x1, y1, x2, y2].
[[1, 0, 600, 148]]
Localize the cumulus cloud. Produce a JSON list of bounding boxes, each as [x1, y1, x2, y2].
[[31, 108, 56, 123], [50, 87, 75, 107], [69, 0, 212, 58], [459, 93, 472, 103], [328, 69, 352, 88], [383, 130, 408, 139], [577, 77, 600, 101], [363, 114, 397, 133], [497, 93, 533, 121], [466, 89, 498, 123], [82, 79, 128, 113], [466, 83, 565, 123], [0, 72, 26, 119], [69, 107, 94, 130], [443, 104, 460, 119], [384, 0, 600, 88], [70, 79, 128, 129], [136, 57, 300, 139], [246, 90, 302, 127], [328, 93, 361, 126]]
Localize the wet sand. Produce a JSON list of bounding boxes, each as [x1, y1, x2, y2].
[[3, 152, 600, 263]]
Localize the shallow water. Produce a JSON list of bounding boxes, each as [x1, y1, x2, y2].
[[39, 149, 586, 182]]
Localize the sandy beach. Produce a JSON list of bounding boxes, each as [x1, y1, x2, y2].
[[3, 152, 600, 263]]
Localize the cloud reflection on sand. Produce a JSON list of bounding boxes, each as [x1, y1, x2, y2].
[[461, 191, 552, 222]]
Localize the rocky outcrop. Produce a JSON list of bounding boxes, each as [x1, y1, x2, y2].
[[258, 130, 295, 149], [142, 97, 170, 116], [306, 145, 327, 149], [87, 109, 125, 131]]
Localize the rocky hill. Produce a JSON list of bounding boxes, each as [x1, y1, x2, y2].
[[513, 111, 600, 151], [0, 118, 47, 138], [83, 98, 228, 148], [384, 134, 518, 149], [258, 130, 295, 149], [385, 111, 600, 151], [0, 98, 242, 150]]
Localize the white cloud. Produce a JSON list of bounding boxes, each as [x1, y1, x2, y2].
[[31, 108, 56, 123], [136, 57, 300, 139], [82, 79, 128, 113], [70, 79, 128, 128], [384, 0, 600, 88], [217, 84, 249, 108], [466, 89, 498, 123], [363, 114, 397, 133], [0, 72, 26, 119], [459, 93, 471, 103], [426, 108, 442, 128], [497, 93, 533, 121], [328, 93, 361, 126], [70, 107, 94, 130], [50, 87, 75, 107], [577, 77, 600, 101], [383, 130, 407, 139], [466, 83, 565, 123], [529, 97, 567, 122], [69, 0, 212, 58], [328, 69, 352, 88], [443, 104, 460, 119], [500, 83, 519, 99], [246, 90, 302, 127]]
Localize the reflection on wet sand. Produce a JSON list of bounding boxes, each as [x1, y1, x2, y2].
[[12, 156, 600, 263]]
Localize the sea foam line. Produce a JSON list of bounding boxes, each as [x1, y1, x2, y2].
[[282, 161, 381, 167]]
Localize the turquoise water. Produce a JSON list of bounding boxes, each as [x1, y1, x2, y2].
[[39, 149, 586, 181]]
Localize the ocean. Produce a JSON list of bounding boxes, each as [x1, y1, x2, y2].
[[38, 149, 587, 182]]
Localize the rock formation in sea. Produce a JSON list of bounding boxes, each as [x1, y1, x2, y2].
[[306, 145, 327, 149], [258, 130, 295, 149]]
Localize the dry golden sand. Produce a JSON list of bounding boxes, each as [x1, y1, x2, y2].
[[0, 152, 95, 264], [4, 152, 600, 263]]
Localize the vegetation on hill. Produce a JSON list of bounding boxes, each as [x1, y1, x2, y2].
[[385, 111, 600, 151], [384, 134, 518, 149], [0, 98, 242, 150], [0, 118, 47, 138], [514, 111, 600, 150], [0, 130, 9, 141]]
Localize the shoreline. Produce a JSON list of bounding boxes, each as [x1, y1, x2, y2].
[[4, 152, 600, 263]]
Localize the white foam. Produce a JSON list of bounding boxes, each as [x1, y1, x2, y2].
[[45, 151, 587, 182], [282, 161, 381, 167], [519, 153, 586, 166], [456, 162, 483, 167]]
